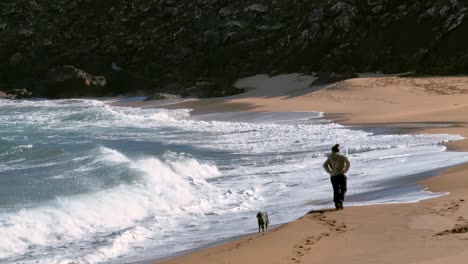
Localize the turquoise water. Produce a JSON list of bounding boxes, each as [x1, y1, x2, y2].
[[1, 98, 467, 264]]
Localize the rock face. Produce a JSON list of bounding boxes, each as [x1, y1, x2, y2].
[[7, 88, 33, 99], [0, 88, 32, 99], [1, 0, 468, 98], [144, 93, 181, 101], [42, 66, 107, 98], [312, 72, 359, 86], [0, 90, 12, 99]]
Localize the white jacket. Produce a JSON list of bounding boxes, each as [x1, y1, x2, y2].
[[323, 152, 350, 177]]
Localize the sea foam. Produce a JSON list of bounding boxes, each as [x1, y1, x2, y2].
[[1, 99, 468, 264], [0, 147, 226, 263]]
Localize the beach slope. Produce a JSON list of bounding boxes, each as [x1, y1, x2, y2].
[[156, 75, 468, 264]]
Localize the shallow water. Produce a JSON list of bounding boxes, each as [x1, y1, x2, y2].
[[0, 98, 467, 264]]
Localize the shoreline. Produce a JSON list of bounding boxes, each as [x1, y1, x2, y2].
[[147, 75, 468, 264], [103, 105, 464, 263], [144, 121, 465, 264]]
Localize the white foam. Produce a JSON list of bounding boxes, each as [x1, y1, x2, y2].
[[149, 117, 464, 156], [0, 99, 191, 130], [2, 99, 468, 264], [98, 146, 130, 163], [0, 148, 229, 263], [169, 158, 222, 180]]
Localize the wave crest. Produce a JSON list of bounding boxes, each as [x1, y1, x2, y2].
[[0, 147, 222, 263]]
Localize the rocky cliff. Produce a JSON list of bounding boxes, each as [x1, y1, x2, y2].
[[1, 0, 468, 98]]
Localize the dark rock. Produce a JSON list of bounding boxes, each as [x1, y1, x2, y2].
[[184, 79, 244, 98], [6, 88, 33, 99], [1, 0, 468, 98], [9, 52, 23, 65], [105, 69, 154, 95], [0, 90, 11, 99], [144, 93, 182, 101], [311, 72, 358, 85], [244, 4, 268, 13], [0, 88, 25, 99], [39, 39, 52, 47], [44, 66, 107, 98], [372, 5, 384, 14], [76, 53, 111, 76], [219, 7, 235, 17], [162, 82, 185, 94], [18, 29, 33, 38]]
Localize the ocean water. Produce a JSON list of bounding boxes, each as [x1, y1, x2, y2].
[[0, 98, 467, 264]]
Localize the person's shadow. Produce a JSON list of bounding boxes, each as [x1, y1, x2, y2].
[[307, 208, 339, 214]]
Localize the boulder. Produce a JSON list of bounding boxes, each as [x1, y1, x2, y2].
[[10, 52, 23, 65], [0, 90, 10, 99], [244, 4, 268, 13], [44, 66, 107, 98], [144, 93, 182, 101], [105, 69, 154, 95], [0, 89, 32, 99], [7, 88, 32, 99], [184, 79, 244, 98], [311, 72, 358, 85], [2, 0, 468, 99]]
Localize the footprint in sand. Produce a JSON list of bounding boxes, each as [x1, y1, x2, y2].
[[435, 214, 468, 236], [436, 223, 468, 236], [434, 199, 465, 215], [290, 232, 339, 262], [431, 199, 468, 236], [289, 212, 348, 262]]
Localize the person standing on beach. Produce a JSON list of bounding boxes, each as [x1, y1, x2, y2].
[[323, 144, 350, 210]]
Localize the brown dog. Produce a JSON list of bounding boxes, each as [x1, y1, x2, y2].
[[256, 211, 269, 232]]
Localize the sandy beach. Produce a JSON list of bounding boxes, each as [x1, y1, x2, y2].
[[121, 74, 468, 264]]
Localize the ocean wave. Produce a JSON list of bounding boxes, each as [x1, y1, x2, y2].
[[0, 147, 227, 263], [61, 108, 118, 122], [1, 99, 191, 129], [2, 99, 468, 263]]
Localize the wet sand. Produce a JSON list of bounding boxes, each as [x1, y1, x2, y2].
[[125, 75, 468, 264]]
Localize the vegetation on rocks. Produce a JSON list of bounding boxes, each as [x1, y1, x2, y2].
[[1, 0, 467, 98]]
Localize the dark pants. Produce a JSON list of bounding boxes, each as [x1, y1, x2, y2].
[[331, 175, 347, 209]]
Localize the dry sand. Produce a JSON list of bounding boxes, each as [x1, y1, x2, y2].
[[142, 75, 468, 264]]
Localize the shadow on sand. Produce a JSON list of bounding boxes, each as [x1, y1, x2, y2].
[[307, 208, 339, 214]]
